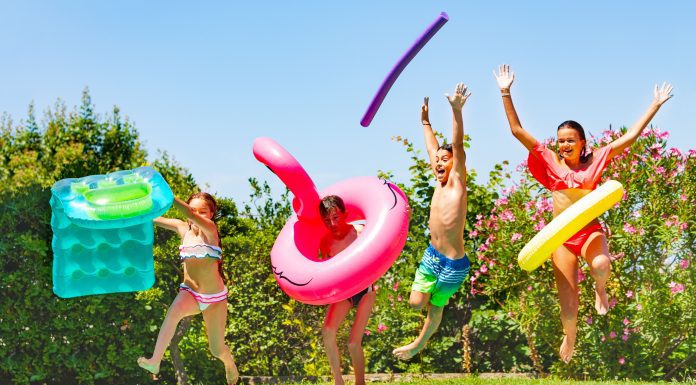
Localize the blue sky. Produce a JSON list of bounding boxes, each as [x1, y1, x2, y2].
[[2, 1, 694, 204]]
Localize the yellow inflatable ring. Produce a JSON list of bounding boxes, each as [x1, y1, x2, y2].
[[518, 180, 624, 271]]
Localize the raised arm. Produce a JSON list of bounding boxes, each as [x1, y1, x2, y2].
[[421, 96, 440, 174], [172, 197, 218, 241], [154, 216, 187, 235], [609, 82, 673, 158], [494, 64, 538, 151], [445, 83, 470, 182]]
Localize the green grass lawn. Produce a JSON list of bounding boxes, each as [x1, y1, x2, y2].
[[278, 379, 688, 385]]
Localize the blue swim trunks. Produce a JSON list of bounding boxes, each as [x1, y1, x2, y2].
[[411, 244, 470, 307]]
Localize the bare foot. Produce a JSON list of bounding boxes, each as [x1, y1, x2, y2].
[[392, 341, 424, 361], [225, 363, 239, 385], [595, 288, 609, 315], [137, 357, 160, 375], [559, 334, 576, 363]]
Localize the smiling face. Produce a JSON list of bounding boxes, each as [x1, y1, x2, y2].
[[557, 127, 586, 164], [434, 148, 453, 184]]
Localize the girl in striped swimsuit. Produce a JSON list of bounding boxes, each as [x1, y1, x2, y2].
[[138, 192, 238, 384]]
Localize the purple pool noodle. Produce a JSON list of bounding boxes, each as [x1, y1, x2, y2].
[[360, 12, 449, 127]]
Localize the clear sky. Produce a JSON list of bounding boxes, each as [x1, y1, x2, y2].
[[2, 1, 694, 204]]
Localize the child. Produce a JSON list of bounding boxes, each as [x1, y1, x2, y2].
[[138, 192, 239, 384], [494, 64, 673, 362], [393, 83, 472, 360], [319, 195, 376, 385]]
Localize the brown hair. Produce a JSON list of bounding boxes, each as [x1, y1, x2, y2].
[[438, 143, 453, 153], [557, 120, 593, 163], [187, 192, 218, 219], [319, 195, 346, 218]]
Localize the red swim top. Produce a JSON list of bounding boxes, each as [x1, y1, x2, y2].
[[527, 142, 613, 191]]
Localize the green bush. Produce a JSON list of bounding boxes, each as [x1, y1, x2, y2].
[[1, 92, 693, 384]]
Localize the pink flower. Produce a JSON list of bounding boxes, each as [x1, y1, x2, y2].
[[609, 331, 617, 339], [377, 323, 388, 333], [578, 269, 586, 283], [622, 334, 629, 341], [619, 357, 625, 365], [534, 219, 546, 232], [364, 330, 371, 336], [511, 233, 522, 242], [397, 295, 402, 302], [480, 264, 488, 274], [527, 285, 533, 291], [601, 335, 606, 342], [470, 230, 479, 237], [609, 298, 617, 309], [623, 318, 630, 326], [626, 290, 634, 298], [392, 282, 399, 291], [623, 223, 637, 234], [500, 209, 516, 222], [502, 186, 517, 195], [586, 316, 593, 325], [636, 304, 642, 311], [489, 261, 496, 268], [679, 222, 688, 231], [680, 259, 690, 269], [680, 194, 688, 202], [669, 282, 685, 294], [494, 197, 508, 207]]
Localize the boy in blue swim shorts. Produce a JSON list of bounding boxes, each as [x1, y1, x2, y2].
[[393, 84, 472, 360]]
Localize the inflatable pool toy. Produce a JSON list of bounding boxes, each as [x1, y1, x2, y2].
[[518, 180, 624, 271], [50, 167, 174, 298], [253, 137, 410, 305], [360, 11, 449, 127]]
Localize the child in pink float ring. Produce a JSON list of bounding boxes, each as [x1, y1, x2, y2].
[[318, 195, 376, 385], [494, 64, 673, 363], [138, 192, 238, 385]]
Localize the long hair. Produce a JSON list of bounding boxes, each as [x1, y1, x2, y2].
[[557, 120, 593, 163]]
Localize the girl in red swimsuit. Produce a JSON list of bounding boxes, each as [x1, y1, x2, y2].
[[494, 64, 673, 363]]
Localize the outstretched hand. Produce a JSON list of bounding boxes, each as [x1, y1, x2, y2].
[[494, 64, 515, 90], [421, 97, 430, 124], [653, 82, 673, 106], [445, 83, 471, 111]]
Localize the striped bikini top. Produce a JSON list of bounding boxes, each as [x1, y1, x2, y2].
[[179, 244, 222, 261]]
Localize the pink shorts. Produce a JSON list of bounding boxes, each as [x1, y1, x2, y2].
[[563, 222, 604, 256]]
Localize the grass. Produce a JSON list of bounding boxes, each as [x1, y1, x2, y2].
[[277, 378, 689, 385]]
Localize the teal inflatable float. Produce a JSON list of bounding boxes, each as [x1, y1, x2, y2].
[[50, 167, 174, 298]]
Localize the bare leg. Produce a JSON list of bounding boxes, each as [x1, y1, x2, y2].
[[138, 291, 200, 374], [322, 300, 352, 385], [552, 245, 579, 363], [393, 291, 443, 360], [583, 233, 611, 315], [347, 291, 376, 385], [202, 300, 239, 385]]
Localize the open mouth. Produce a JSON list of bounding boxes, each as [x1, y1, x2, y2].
[[436, 168, 446, 177]]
